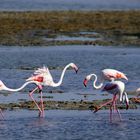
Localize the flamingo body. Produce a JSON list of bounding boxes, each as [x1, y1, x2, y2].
[[83, 68, 128, 89], [98, 81, 129, 122], [102, 69, 128, 81], [102, 81, 125, 99], [26, 63, 78, 117]]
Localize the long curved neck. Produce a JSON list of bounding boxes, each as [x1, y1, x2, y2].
[[52, 64, 70, 87], [91, 74, 103, 89], [4, 81, 38, 92]]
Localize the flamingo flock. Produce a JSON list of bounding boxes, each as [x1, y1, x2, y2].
[[0, 63, 138, 122]]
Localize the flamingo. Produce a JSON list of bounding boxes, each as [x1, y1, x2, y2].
[[0, 80, 39, 119], [83, 68, 128, 89], [26, 63, 78, 117], [94, 81, 129, 122]]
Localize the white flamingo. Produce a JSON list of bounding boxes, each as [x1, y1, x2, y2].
[[26, 63, 78, 117], [94, 81, 129, 122], [83, 68, 128, 89]]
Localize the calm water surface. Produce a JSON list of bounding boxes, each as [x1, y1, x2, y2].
[[0, 110, 140, 140], [0, 45, 140, 103], [0, 0, 140, 11]]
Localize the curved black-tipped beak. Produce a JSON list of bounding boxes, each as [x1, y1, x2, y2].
[[74, 67, 79, 74], [83, 79, 88, 87]]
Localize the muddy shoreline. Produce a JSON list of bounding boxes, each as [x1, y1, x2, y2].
[[0, 98, 139, 111], [0, 11, 140, 46]]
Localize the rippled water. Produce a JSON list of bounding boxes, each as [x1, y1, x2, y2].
[[0, 0, 140, 11], [0, 45, 140, 139], [0, 45, 140, 103], [0, 110, 140, 140]]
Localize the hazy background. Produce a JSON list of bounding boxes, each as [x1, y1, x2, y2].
[[0, 0, 140, 11]]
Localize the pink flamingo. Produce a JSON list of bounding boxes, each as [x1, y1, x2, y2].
[[97, 81, 129, 122], [26, 63, 78, 117], [0, 80, 39, 119], [83, 68, 128, 89], [86, 80, 129, 122]]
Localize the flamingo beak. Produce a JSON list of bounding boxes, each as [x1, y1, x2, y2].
[[83, 79, 88, 87], [74, 67, 79, 74], [123, 74, 128, 81]]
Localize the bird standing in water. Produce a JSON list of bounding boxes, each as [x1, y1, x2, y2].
[[26, 63, 78, 117], [94, 81, 129, 122], [83, 68, 128, 122]]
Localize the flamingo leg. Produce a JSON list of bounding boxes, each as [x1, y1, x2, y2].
[[38, 85, 45, 118], [110, 103, 113, 123], [29, 87, 42, 115], [0, 109, 4, 119], [115, 96, 122, 121], [116, 106, 122, 121], [110, 94, 117, 122], [40, 90, 45, 117], [94, 99, 113, 113]]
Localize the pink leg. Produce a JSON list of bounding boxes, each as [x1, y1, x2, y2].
[[29, 87, 42, 115], [94, 99, 113, 113], [116, 106, 122, 121], [38, 85, 45, 117], [114, 97, 122, 121], [110, 94, 117, 122], [110, 104, 113, 123], [0, 109, 4, 119], [113, 98, 116, 113], [40, 91, 45, 117]]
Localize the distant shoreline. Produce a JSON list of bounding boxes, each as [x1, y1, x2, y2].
[[0, 10, 140, 46], [0, 0, 140, 11]]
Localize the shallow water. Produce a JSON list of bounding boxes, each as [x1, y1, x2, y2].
[[0, 45, 140, 139], [0, 45, 140, 103], [45, 35, 99, 41], [0, 0, 140, 11], [0, 110, 140, 140]]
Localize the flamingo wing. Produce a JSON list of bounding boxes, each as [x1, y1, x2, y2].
[[102, 69, 128, 81], [26, 75, 44, 83], [102, 83, 117, 91]]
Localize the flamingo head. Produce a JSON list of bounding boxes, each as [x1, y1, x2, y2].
[[70, 63, 79, 73], [83, 75, 92, 87]]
